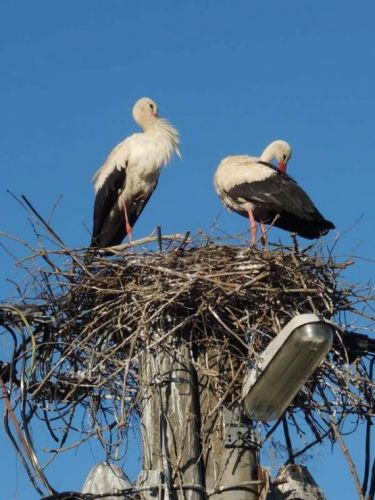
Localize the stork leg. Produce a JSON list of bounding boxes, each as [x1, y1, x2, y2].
[[123, 203, 133, 242], [260, 221, 267, 246], [247, 208, 257, 245]]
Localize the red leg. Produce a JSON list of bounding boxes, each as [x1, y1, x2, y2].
[[123, 203, 132, 242], [260, 221, 267, 246], [247, 208, 257, 245]]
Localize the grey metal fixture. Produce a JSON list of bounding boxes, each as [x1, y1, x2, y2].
[[242, 314, 334, 421]]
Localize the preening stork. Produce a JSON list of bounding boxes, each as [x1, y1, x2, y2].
[[90, 97, 180, 247], [214, 140, 335, 245]]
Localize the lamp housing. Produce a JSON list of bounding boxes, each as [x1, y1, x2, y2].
[[242, 314, 333, 421]]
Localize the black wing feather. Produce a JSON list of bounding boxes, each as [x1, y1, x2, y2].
[[92, 186, 158, 248], [227, 174, 317, 216], [91, 165, 127, 247], [227, 171, 335, 239]]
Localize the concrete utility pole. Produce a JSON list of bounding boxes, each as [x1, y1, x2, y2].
[[198, 349, 260, 500], [138, 339, 203, 499], [137, 331, 260, 499]]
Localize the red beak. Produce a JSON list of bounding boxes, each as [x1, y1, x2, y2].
[[278, 161, 286, 174]]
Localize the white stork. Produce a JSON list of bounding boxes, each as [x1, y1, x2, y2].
[[214, 140, 335, 245], [90, 97, 180, 247]]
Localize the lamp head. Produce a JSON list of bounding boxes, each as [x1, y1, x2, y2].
[[242, 314, 334, 421]]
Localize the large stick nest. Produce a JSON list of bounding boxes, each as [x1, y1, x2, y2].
[[1, 232, 374, 494]]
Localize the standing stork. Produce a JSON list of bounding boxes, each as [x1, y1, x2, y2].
[[214, 140, 335, 245], [90, 97, 180, 247]]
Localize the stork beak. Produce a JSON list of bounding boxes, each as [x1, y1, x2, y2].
[[278, 161, 287, 174]]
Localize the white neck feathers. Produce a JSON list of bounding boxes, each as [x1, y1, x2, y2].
[[147, 118, 181, 162], [259, 143, 277, 162]]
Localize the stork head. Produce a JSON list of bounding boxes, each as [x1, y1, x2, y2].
[[260, 140, 292, 173], [133, 97, 159, 130]]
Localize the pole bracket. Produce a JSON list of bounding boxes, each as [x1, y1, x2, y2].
[[223, 408, 259, 448]]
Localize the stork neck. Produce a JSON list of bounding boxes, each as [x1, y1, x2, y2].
[[259, 143, 276, 163], [140, 116, 159, 131]]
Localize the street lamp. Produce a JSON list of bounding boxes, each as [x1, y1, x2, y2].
[[242, 314, 334, 421]]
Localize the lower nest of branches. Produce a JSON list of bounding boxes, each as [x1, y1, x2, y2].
[[2, 237, 373, 423]]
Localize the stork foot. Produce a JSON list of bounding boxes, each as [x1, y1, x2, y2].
[[260, 222, 267, 247], [250, 231, 257, 247], [123, 202, 133, 242], [126, 223, 133, 242], [247, 208, 257, 247]]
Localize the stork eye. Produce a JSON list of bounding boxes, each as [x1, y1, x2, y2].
[[283, 154, 287, 161], [149, 103, 154, 110]]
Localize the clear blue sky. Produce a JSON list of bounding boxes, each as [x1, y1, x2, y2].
[[1, 1, 374, 498]]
